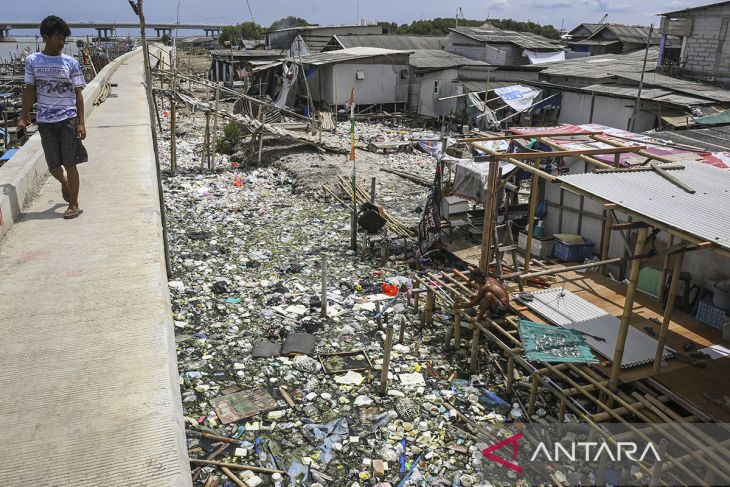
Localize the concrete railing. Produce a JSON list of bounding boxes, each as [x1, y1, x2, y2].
[[0, 47, 141, 240]]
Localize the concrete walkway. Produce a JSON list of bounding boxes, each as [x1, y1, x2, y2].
[[0, 52, 191, 486]]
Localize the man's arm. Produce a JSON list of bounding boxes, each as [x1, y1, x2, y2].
[[18, 84, 36, 131], [75, 87, 86, 140], [455, 287, 486, 309]]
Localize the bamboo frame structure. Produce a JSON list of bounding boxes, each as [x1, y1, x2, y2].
[[410, 268, 730, 485]]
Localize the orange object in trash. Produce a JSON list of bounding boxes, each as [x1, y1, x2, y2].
[[382, 283, 398, 296], [233, 175, 243, 187]]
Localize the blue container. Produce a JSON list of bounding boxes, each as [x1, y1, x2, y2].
[[553, 239, 594, 262], [303, 105, 311, 117], [696, 298, 727, 329]]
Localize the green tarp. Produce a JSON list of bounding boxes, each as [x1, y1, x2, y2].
[[519, 319, 598, 364]]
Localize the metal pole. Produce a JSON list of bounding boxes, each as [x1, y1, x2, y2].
[[629, 24, 653, 132], [135, 0, 171, 277]]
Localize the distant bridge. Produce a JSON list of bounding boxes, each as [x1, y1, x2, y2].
[[0, 22, 225, 39]]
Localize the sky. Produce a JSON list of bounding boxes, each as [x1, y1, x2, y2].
[[1, 0, 717, 35]]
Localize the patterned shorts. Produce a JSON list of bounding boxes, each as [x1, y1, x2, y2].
[[38, 117, 86, 169]]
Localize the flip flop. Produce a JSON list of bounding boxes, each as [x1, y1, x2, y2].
[[62, 187, 70, 203], [63, 207, 83, 220]]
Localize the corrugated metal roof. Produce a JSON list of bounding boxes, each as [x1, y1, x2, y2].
[[522, 288, 674, 368], [613, 72, 730, 103], [650, 126, 730, 152], [460, 80, 522, 93], [450, 27, 563, 50], [334, 34, 447, 51], [409, 50, 489, 69], [294, 46, 412, 65], [211, 49, 284, 59], [557, 162, 730, 250], [660, 0, 730, 16], [537, 47, 658, 79], [581, 84, 671, 99]]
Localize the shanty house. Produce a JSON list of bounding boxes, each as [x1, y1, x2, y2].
[[293, 47, 412, 109], [406, 50, 489, 118], [565, 23, 605, 42], [447, 26, 565, 66], [209, 49, 285, 84], [658, 1, 730, 85], [570, 24, 662, 56], [322, 34, 447, 52], [265, 25, 382, 53]]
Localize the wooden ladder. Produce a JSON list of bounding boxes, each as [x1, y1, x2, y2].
[[492, 220, 524, 292]]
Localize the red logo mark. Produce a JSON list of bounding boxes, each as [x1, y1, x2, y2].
[[481, 432, 523, 474]]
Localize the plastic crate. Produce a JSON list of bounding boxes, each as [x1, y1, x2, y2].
[[553, 239, 594, 262], [696, 298, 728, 330]]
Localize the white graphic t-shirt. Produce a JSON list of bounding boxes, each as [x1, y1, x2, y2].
[[24, 52, 86, 123]]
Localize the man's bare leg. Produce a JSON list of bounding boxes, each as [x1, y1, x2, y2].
[[65, 164, 80, 211], [49, 166, 69, 199]]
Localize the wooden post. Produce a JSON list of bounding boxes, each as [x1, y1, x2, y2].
[[652, 251, 684, 373], [470, 325, 480, 373], [399, 317, 406, 344], [528, 374, 539, 416], [257, 132, 264, 166], [425, 290, 434, 325], [649, 439, 668, 486], [380, 323, 394, 395], [202, 111, 210, 169], [454, 309, 461, 350], [170, 97, 177, 173], [600, 210, 614, 275], [212, 85, 220, 169], [506, 356, 515, 393], [320, 255, 327, 318], [375, 301, 383, 330], [523, 158, 540, 274], [597, 451, 609, 485], [152, 92, 163, 131], [370, 176, 376, 204], [479, 159, 500, 272], [381, 226, 388, 266], [658, 234, 675, 301], [609, 227, 649, 394]]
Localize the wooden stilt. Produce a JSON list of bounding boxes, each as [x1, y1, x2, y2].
[[370, 176, 376, 204], [479, 159, 500, 272], [454, 309, 461, 350], [170, 97, 177, 173], [506, 356, 515, 393], [399, 317, 406, 344], [653, 250, 684, 373], [658, 234, 675, 301], [425, 290, 434, 325], [380, 324, 394, 395], [609, 227, 649, 395], [523, 158, 540, 274], [375, 301, 382, 330], [470, 325, 480, 373], [211, 85, 220, 169], [320, 255, 327, 318], [600, 210, 613, 275], [528, 374, 539, 416]]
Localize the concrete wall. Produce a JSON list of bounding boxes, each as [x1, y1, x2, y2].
[[314, 62, 408, 106], [0, 48, 141, 240], [558, 91, 657, 132], [677, 4, 730, 82], [542, 158, 730, 291], [414, 69, 459, 117]]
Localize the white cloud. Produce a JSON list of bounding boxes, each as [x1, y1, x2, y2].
[[485, 0, 508, 10]]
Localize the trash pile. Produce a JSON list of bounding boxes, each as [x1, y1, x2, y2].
[[160, 101, 558, 486]]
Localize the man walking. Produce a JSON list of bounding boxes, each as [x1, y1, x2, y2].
[[18, 15, 86, 219]]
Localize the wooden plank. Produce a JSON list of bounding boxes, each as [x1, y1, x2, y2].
[[491, 146, 647, 160], [458, 130, 603, 142]]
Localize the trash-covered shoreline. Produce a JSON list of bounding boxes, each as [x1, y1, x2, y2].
[[160, 101, 555, 487]]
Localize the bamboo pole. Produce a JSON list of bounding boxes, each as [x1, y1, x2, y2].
[[454, 308, 461, 350], [189, 459, 285, 474], [470, 325, 480, 373], [472, 143, 558, 182], [609, 227, 649, 393], [479, 159, 499, 273], [658, 234, 675, 302], [591, 134, 676, 164], [320, 255, 328, 318], [653, 251, 684, 373], [491, 145, 646, 160], [458, 130, 603, 142], [599, 210, 613, 275], [220, 467, 246, 487], [380, 323, 394, 395], [212, 85, 220, 169], [538, 137, 612, 169], [523, 158, 540, 274]]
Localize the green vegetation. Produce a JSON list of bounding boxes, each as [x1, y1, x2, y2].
[[219, 22, 264, 45], [395, 17, 562, 40], [216, 120, 246, 155], [269, 16, 311, 31]]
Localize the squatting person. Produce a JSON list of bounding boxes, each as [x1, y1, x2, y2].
[[18, 15, 86, 219], [454, 268, 511, 322]]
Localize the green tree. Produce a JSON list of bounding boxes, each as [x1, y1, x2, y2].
[[394, 17, 561, 40], [219, 22, 264, 45], [216, 120, 246, 155], [269, 16, 311, 31]]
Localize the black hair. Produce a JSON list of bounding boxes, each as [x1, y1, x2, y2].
[[468, 268, 486, 282], [40, 16, 71, 38]]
